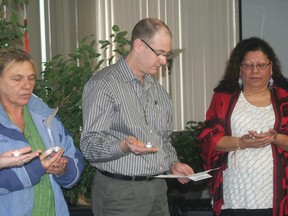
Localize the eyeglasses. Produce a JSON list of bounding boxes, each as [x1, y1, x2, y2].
[[140, 39, 173, 60], [241, 62, 271, 71]]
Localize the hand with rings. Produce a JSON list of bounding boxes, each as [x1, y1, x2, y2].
[[0, 147, 41, 169]]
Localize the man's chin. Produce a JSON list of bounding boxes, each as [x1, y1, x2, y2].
[[150, 69, 160, 75]]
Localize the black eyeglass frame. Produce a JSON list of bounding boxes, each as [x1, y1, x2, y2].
[[140, 39, 173, 60]]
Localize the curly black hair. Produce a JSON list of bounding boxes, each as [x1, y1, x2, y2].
[[214, 37, 288, 93]]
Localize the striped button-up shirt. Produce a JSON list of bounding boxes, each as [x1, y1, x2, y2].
[[80, 57, 179, 176]]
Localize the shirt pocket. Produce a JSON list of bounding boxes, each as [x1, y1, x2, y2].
[[149, 103, 172, 134]]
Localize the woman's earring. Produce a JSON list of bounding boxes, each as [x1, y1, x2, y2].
[[269, 76, 274, 89], [238, 77, 243, 89]]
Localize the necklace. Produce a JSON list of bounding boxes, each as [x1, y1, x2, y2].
[[130, 77, 159, 148], [133, 79, 158, 126], [143, 109, 148, 125]]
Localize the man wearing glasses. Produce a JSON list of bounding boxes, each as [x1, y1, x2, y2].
[[80, 18, 194, 216]]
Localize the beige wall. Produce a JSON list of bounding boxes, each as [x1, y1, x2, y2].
[[27, 0, 240, 130]]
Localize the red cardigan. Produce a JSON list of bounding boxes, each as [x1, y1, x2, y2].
[[198, 87, 288, 216]]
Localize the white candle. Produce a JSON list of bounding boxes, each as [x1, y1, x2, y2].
[[12, 150, 22, 157], [146, 142, 152, 148], [53, 146, 61, 152]]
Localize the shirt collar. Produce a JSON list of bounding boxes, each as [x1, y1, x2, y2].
[[117, 57, 155, 87]]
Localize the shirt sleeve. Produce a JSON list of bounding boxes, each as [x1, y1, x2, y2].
[[198, 93, 227, 170], [80, 79, 128, 163], [161, 107, 179, 168], [0, 158, 46, 195]]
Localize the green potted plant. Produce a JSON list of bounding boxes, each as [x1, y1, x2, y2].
[[0, 0, 26, 49], [34, 25, 131, 205], [168, 121, 212, 215], [169, 120, 206, 193], [171, 120, 204, 173]]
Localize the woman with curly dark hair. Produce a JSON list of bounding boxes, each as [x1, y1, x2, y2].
[[199, 37, 288, 216]]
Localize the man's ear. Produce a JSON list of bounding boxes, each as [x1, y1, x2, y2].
[[133, 38, 144, 54]]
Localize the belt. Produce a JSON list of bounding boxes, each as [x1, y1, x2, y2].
[[97, 169, 162, 181]]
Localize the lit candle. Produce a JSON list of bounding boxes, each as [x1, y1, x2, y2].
[[12, 150, 22, 157], [146, 142, 152, 148], [44, 148, 53, 156], [53, 146, 61, 152]]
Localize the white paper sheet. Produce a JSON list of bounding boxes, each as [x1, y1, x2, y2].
[[154, 168, 219, 181]]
